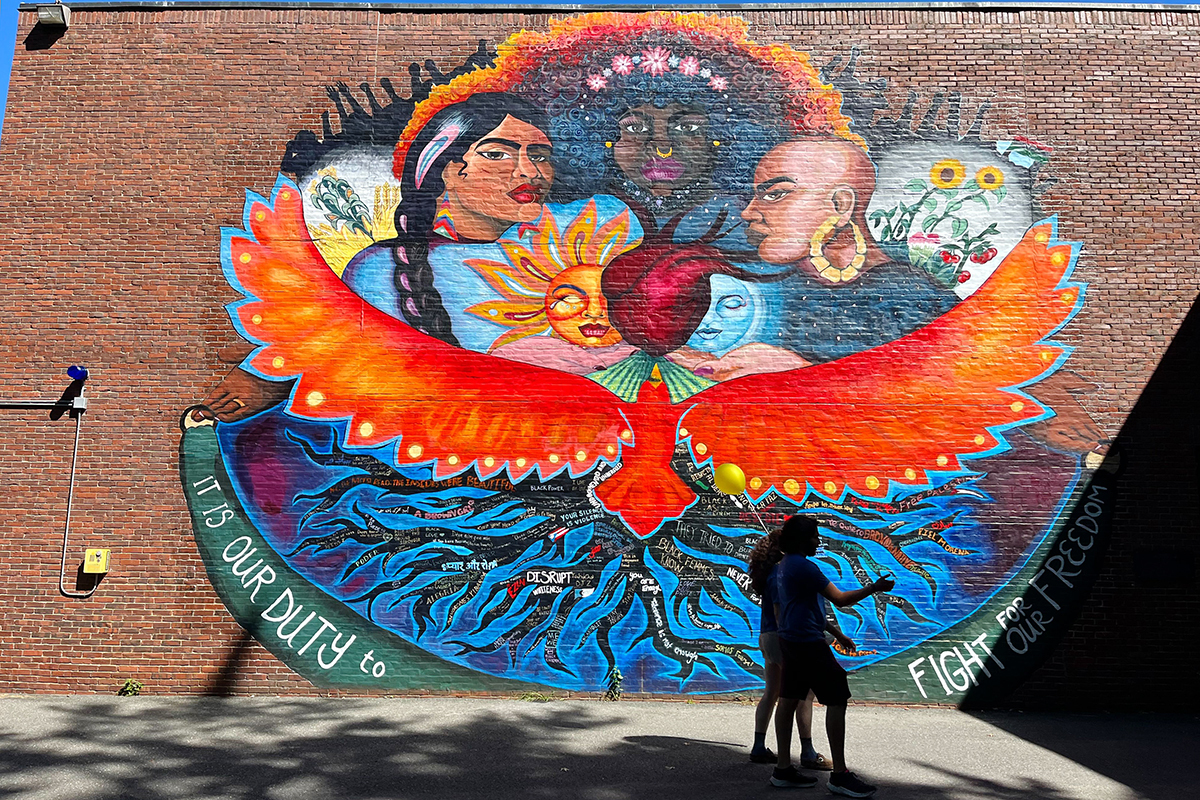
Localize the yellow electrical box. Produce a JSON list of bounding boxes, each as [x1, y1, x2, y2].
[[83, 549, 110, 574]]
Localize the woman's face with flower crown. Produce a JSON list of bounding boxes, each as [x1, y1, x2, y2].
[[613, 103, 716, 198], [545, 265, 623, 348]]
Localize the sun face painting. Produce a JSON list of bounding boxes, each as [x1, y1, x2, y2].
[[180, 11, 1113, 700]]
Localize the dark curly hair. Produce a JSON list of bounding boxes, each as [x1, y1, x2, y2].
[[780, 514, 819, 554], [508, 32, 799, 202], [748, 528, 783, 596]]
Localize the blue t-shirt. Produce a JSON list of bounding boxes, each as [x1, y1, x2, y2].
[[760, 564, 778, 634], [775, 554, 831, 643]]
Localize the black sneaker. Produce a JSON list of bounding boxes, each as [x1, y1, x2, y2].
[[750, 747, 777, 764], [827, 771, 877, 797], [770, 765, 818, 788]]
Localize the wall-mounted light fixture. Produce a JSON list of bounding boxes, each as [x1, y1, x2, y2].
[[36, 3, 70, 28]]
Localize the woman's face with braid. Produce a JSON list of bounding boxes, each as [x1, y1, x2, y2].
[[440, 115, 555, 240]]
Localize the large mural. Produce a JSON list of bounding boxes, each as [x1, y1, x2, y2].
[[180, 12, 1114, 701]]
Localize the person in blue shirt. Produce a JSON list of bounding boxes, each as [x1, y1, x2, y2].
[[748, 529, 855, 770], [770, 515, 895, 796]]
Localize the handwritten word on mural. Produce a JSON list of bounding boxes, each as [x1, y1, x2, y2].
[[196, 473, 362, 672], [904, 479, 1112, 701]]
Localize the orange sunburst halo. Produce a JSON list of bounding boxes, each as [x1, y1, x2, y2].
[[464, 199, 642, 352]]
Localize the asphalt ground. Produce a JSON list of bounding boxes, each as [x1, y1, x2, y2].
[[0, 696, 1195, 800]]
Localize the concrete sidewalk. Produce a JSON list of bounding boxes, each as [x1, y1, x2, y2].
[[0, 696, 1194, 800]]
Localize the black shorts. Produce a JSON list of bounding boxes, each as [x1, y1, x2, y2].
[[778, 637, 852, 705]]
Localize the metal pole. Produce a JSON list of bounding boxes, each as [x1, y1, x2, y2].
[[1, 377, 93, 597], [0, 401, 74, 409], [58, 403, 95, 598]]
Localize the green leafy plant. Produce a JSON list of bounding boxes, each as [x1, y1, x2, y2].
[[519, 691, 555, 702], [870, 180, 940, 242], [869, 160, 1010, 287], [310, 173, 372, 237], [116, 678, 143, 696], [603, 668, 623, 701]]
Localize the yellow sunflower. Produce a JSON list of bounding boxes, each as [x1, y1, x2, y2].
[[976, 166, 1006, 191], [929, 159, 966, 189]]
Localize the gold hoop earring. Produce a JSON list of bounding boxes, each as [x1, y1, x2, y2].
[[712, 140, 721, 147], [809, 216, 867, 283], [605, 141, 613, 148]]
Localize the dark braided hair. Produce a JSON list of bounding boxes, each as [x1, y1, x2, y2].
[[747, 528, 783, 596], [386, 92, 552, 347]]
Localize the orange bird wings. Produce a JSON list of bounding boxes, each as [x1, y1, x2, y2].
[[221, 176, 1081, 534], [681, 222, 1083, 502], [222, 178, 631, 483]]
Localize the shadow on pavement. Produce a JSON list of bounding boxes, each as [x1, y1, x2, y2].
[[971, 711, 1200, 800], [885, 763, 1089, 800], [0, 698, 1161, 800]]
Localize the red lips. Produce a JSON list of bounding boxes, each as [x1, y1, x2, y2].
[[508, 184, 544, 204], [578, 323, 610, 339]]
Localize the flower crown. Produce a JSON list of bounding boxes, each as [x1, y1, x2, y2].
[[392, 11, 863, 178], [586, 47, 729, 93]]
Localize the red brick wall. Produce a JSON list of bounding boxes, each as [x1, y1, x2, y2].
[[0, 7, 1196, 706]]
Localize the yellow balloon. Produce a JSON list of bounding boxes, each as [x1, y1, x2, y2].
[[714, 462, 746, 495]]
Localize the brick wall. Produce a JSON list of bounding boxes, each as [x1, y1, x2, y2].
[[0, 6, 1196, 707]]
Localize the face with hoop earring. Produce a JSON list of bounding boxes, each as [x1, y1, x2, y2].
[[611, 102, 718, 201], [741, 138, 884, 285]]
